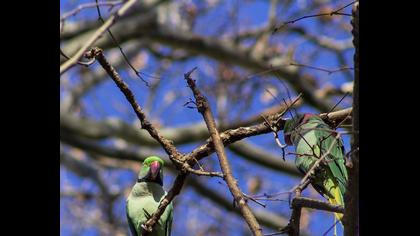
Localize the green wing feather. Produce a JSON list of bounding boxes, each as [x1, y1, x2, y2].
[[292, 116, 348, 203], [315, 127, 348, 196], [126, 202, 138, 236], [165, 203, 173, 236]]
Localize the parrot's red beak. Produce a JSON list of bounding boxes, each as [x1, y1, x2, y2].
[[149, 161, 161, 180]]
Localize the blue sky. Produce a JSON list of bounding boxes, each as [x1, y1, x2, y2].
[[61, 0, 354, 235]]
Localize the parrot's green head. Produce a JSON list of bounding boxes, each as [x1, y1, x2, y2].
[[283, 113, 316, 145], [138, 156, 165, 186]]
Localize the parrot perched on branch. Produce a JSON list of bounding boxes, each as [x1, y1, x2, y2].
[[126, 156, 173, 236], [283, 114, 348, 225]]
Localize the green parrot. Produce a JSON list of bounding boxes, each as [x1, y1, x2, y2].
[[283, 113, 348, 223], [126, 156, 173, 236]]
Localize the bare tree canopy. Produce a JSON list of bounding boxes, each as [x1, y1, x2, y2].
[[60, 0, 358, 235]]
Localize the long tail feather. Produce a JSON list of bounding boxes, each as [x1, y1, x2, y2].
[[327, 184, 344, 235], [327, 185, 344, 221]]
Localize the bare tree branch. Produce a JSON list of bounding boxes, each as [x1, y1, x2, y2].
[[292, 197, 344, 213], [184, 68, 263, 236], [60, 1, 123, 22], [344, 2, 359, 235], [273, 1, 356, 32], [142, 173, 187, 234]]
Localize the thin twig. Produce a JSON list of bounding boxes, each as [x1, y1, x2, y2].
[[171, 158, 224, 178], [246, 63, 353, 79], [184, 168, 224, 178], [273, 94, 303, 124], [60, 48, 96, 67], [290, 63, 354, 75], [273, 1, 357, 33], [94, 0, 153, 86], [243, 193, 267, 208], [261, 114, 287, 160], [297, 133, 318, 160], [60, 1, 123, 22], [287, 152, 316, 157], [326, 92, 350, 115], [323, 219, 340, 236], [60, 1, 122, 33], [248, 190, 291, 200]]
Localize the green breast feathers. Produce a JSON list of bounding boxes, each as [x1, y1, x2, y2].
[[126, 156, 173, 236]]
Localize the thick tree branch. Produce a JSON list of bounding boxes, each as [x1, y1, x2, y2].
[[344, 2, 359, 235], [185, 69, 263, 236], [292, 197, 344, 213], [286, 203, 302, 236]]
